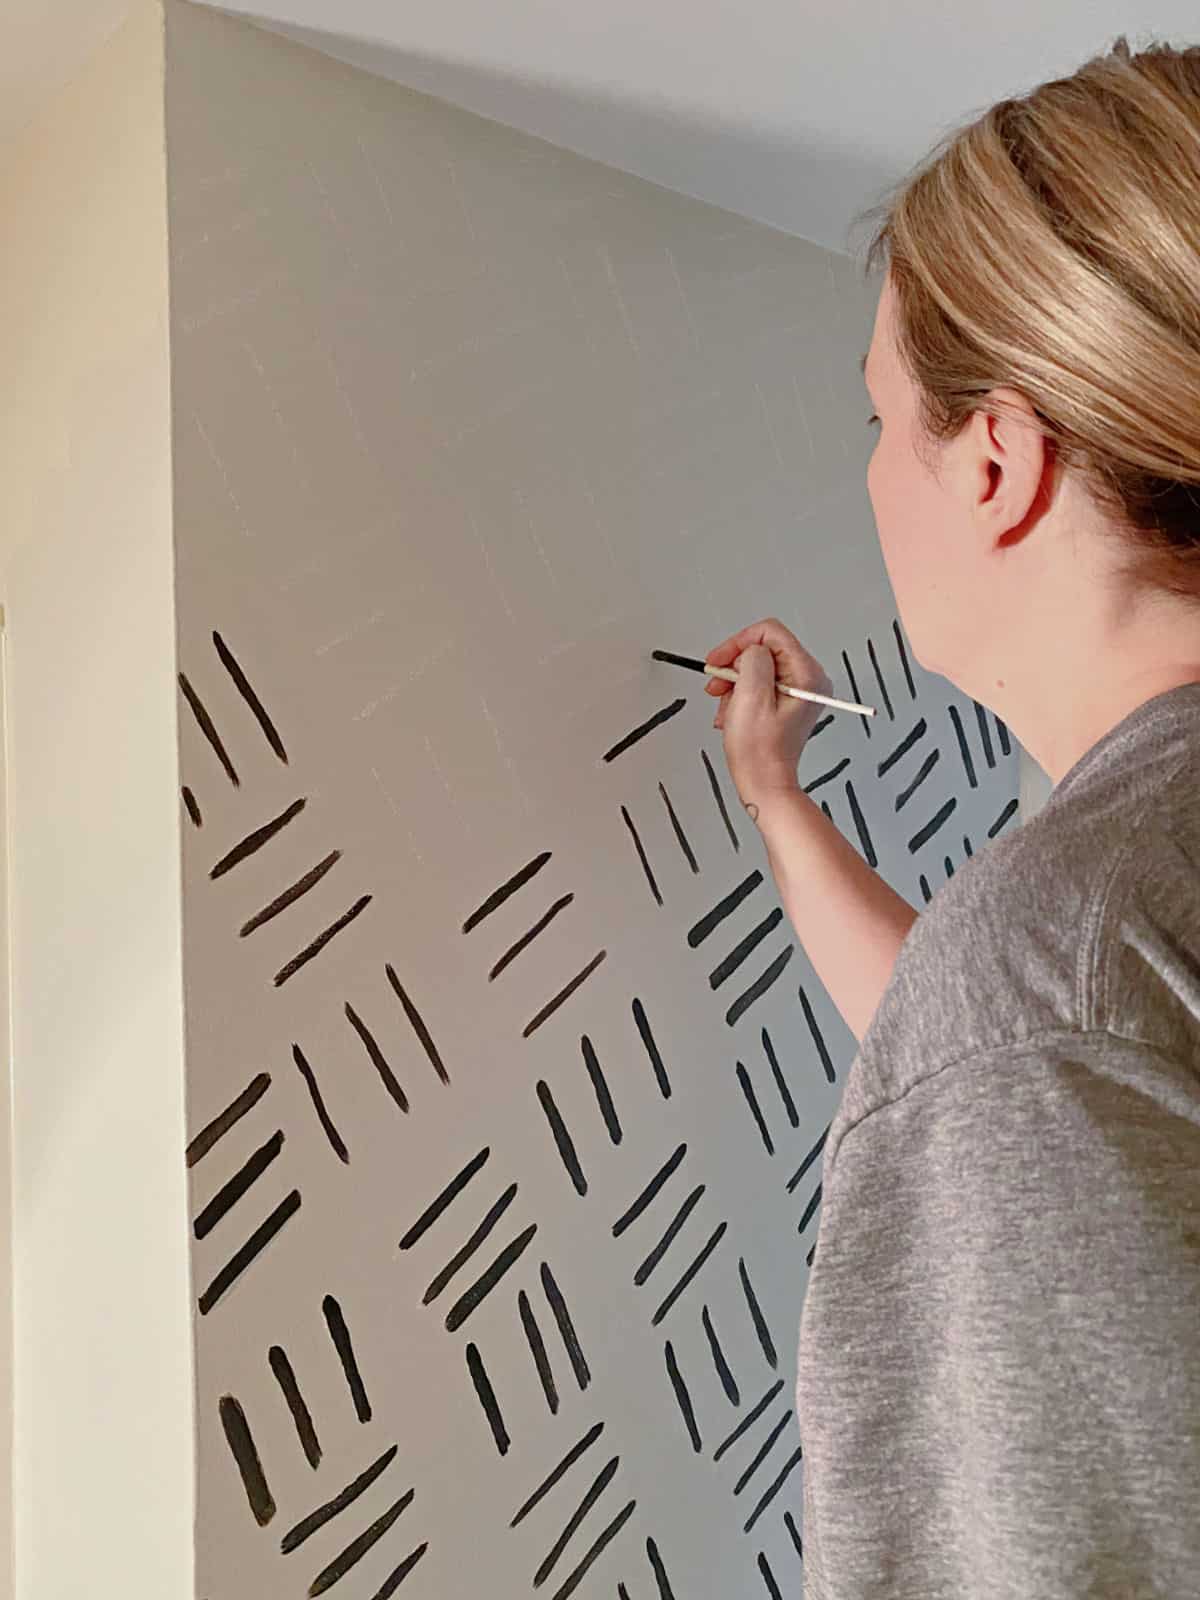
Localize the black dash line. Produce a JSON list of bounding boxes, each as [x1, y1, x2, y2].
[[845, 781, 877, 868], [541, 1261, 590, 1389], [613, 1144, 687, 1237], [786, 1125, 829, 1195], [511, 1422, 605, 1528], [548, 1498, 637, 1600], [533, 1456, 620, 1586], [665, 1341, 701, 1452], [538, 1080, 587, 1196], [633, 997, 671, 1097], [759, 1552, 784, 1600], [386, 964, 449, 1084], [268, 1345, 321, 1470], [701, 747, 739, 851], [275, 895, 372, 987], [948, 704, 977, 788], [281, 1446, 400, 1552], [726, 946, 794, 1027], [463, 850, 552, 934], [893, 618, 917, 699], [996, 715, 1011, 756], [634, 1184, 705, 1285], [840, 650, 870, 740], [703, 1305, 740, 1404], [519, 1288, 559, 1414], [877, 716, 927, 778], [368, 1544, 429, 1598], [988, 797, 1019, 838], [399, 1146, 489, 1249], [652, 1222, 727, 1325], [179, 671, 239, 786], [714, 1378, 787, 1462], [309, 1490, 415, 1596], [241, 851, 341, 936], [866, 636, 895, 720], [733, 1409, 793, 1496], [186, 1071, 270, 1167], [193, 1129, 284, 1239], [739, 1258, 777, 1368], [213, 629, 288, 763], [798, 987, 835, 1083], [907, 796, 957, 854], [523, 951, 607, 1040], [659, 782, 698, 873], [211, 797, 305, 879], [743, 1445, 804, 1535], [323, 1294, 371, 1422], [490, 894, 575, 980], [345, 1002, 409, 1113], [445, 1224, 538, 1332], [423, 1184, 517, 1305], [199, 1190, 301, 1315], [810, 713, 834, 738], [647, 1536, 676, 1600], [736, 1063, 773, 1155], [709, 908, 783, 989], [785, 1509, 804, 1561], [803, 756, 850, 795], [974, 700, 996, 768], [621, 805, 662, 906], [798, 1182, 823, 1237], [219, 1394, 274, 1524], [581, 1035, 621, 1144], [687, 870, 763, 947], [602, 699, 687, 763], [292, 1044, 349, 1164], [467, 1342, 510, 1456], [182, 786, 202, 826], [762, 1028, 798, 1127], [894, 748, 939, 811]]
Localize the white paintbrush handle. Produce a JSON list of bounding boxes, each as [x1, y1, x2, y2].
[[704, 663, 875, 717]]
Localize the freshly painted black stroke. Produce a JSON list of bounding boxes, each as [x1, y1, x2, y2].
[[945, 855, 955, 880], [182, 786, 202, 827], [612, 1144, 687, 1237], [193, 1129, 284, 1239], [743, 1446, 804, 1535], [866, 636, 895, 720], [803, 757, 849, 795], [894, 748, 940, 811], [241, 851, 341, 936], [541, 1261, 591, 1389], [211, 797, 305, 879], [738, 1259, 777, 1368], [632, 997, 671, 1097], [386, 964, 449, 1084], [323, 1294, 371, 1422], [807, 1242, 817, 1269], [344, 1002, 409, 1113], [444, 1224, 538, 1333], [467, 1342, 510, 1455], [308, 1489, 415, 1596], [810, 713, 834, 738], [733, 1409, 793, 1496], [784, 1509, 804, 1561], [179, 671, 239, 786], [538, 1080, 587, 1196], [840, 650, 871, 740], [186, 1071, 271, 1167], [548, 1498, 637, 1600], [292, 1044, 349, 1163], [602, 698, 687, 763], [275, 895, 372, 988], [533, 1456, 620, 1586], [687, 870, 763, 948], [703, 1305, 740, 1404], [798, 1183, 822, 1237], [664, 1341, 701, 1452], [974, 700, 996, 768], [281, 1445, 398, 1552], [634, 1184, 705, 1286], [620, 805, 663, 906], [963, 834, 975, 858], [726, 946, 794, 1027], [212, 629, 288, 763], [510, 1422, 605, 1527], [713, 1378, 787, 1462], [659, 783, 698, 873], [523, 951, 607, 1039], [462, 850, 552, 933], [762, 1029, 798, 1128], [920, 874, 933, 905], [907, 795, 957, 853], [786, 1126, 829, 1195], [198, 1190, 301, 1315], [519, 1288, 559, 1414], [219, 1394, 274, 1524], [647, 1537, 676, 1600], [797, 987, 836, 1084], [759, 1551, 784, 1600], [368, 1544, 429, 1599], [423, 1183, 517, 1305], [948, 704, 977, 788], [845, 782, 878, 868], [581, 1036, 621, 1144], [399, 1146, 489, 1250], [820, 799, 832, 822], [490, 894, 575, 981], [877, 716, 927, 778], [996, 716, 1012, 755], [268, 1344, 321, 1469], [736, 1062, 773, 1155], [652, 1222, 727, 1325], [709, 908, 784, 990], [893, 619, 917, 699], [701, 747, 739, 851], [988, 797, 1019, 838]]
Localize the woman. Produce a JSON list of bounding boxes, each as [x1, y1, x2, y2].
[[706, 35, 1200, 1600]]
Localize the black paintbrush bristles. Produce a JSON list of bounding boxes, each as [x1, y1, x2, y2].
[[651, 649, 708, 673]]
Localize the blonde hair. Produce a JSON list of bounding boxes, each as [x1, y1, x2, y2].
[[855, 34, 1200, 601]]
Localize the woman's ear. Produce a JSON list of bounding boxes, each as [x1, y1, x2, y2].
[[971, 387, 1050, 545]]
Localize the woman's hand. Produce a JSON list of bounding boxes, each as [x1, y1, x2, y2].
[[705, 618, 833, 815]]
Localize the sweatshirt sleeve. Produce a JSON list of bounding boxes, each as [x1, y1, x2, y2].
[[795, 1029, 1200, 1600]]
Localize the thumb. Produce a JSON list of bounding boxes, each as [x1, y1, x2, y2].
[[735, 644, 776, 704]]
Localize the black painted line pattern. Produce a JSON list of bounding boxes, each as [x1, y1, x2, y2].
[[840, 649, 871, 740], [344, 1001, 410, 1113], [445, 1223, 538, 1332], [803, 756, 849, 795], [797, 987, 836, 1084], [919, 873, 933, 905], [621, 804, 663, 906], [988, 797, 1019, 837], [292, 1044, 349, 1163], [549, 1497, 637, 1600], [709, 908, 784, 990], [658, 782, 698, 873], [786, 1126, 829, 1195], [877, 716, 927, 778], [633, 997, 671, 1097], [963, 834, 975, 858], [602, 698, 687, 763], [726, 945, 794, 1027], [423, 1183, 518, 1305], [219, 1394, 274, 1524], [784, 1508, 804, 1561], [736, 1060, 773, 1154], [738, 1258, 777, 1368], [268, 1344, 321, 1469], [538, 1080, 587, 1196], [759, 1551, 783, 1599], [703, 1305, 740, 1404], [688, 870, 763, 947], [798, 1182, 823, 1237], [182, 786, 202, 827], [541, 1261, 591, 1389], [323, 1294, 372, 1422], [665, 1341, 701, 1452], [463, 850, 552, 934], [519, 1288, 559, 1414], [907, 795, 957, 853], [733, 1409, 793, 1496], [867, 636, 895, 720], [510, 1421, 605, 1527], [193, 1129, 285, 1239], [613, 1144, 687, 1238], [633, 1184, 706, 1286], [893, 618, 917, 698], [241, 850, 341, 936], [186, 1071, 270, 1167], [211, 797, 305, 879], [523, 951, 608, 1039], [581, 1035, 621, 1144], [179, 671, 239, 786], [198, 1189, 301, 1315], [653, 1221, 727, 1325], [212, 629, 288, 763], [996, 715, 1012, 755], [647, 1536, 676, 1599], [945, 854, 955, 881], [894, 747, 939, 811], [386, 964, 449, 1084], [281, 1446, 399, 1553], [762, 1028, 798, 1127], [810, 713, 834, 738], [467, 1342, 509, 1455], [974, 700, 996, 768], [275, 894, 372, 987], [308, 1489, 416, 1596], [368, 1543, 430, 1598], [845, 781, 878, 868], [714, 1378, 787, 1463], [743, 1446, 804, 1534], [399, 1146, 490, 1250], [820, 799, 832, 822], [701, 747, 739, 852], [490, 894, 575, 980], [533, 1455, 620, 1586], [948, 704, 977, 788]]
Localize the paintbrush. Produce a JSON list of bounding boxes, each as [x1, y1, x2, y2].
[[651, 649, 875, 718]]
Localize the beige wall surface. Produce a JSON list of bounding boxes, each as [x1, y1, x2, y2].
[[0, 2, 195, 1594]]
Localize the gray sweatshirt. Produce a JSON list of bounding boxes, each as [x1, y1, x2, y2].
[[795, 682, 1200, 1599]]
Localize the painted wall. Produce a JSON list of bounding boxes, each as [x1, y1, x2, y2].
[[165, 5, 1021, 1594], [0, 2, 195, 1593]]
